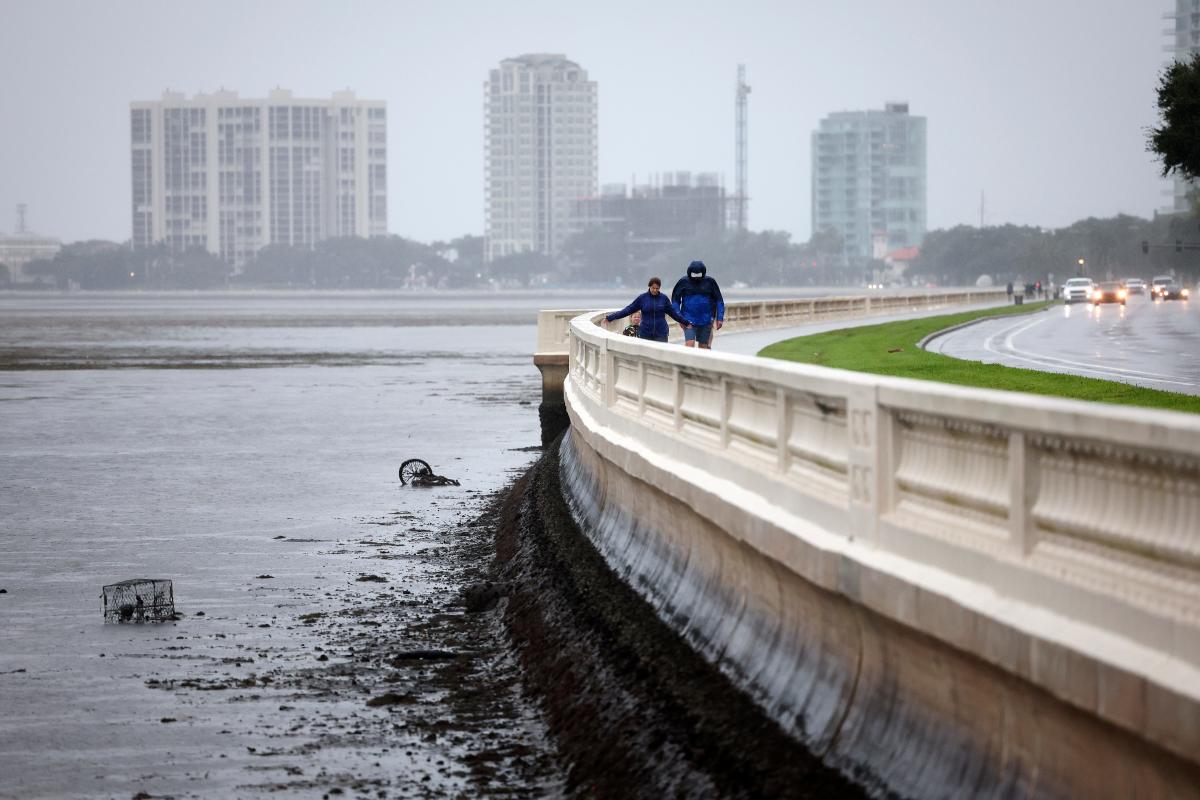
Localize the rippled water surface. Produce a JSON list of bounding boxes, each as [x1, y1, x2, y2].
[[0, 291, 637, 798]]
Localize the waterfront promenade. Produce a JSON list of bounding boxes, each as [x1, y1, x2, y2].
[[535, 290, 1200, 798]]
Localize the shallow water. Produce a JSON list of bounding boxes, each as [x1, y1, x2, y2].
[[0, 291, 588, 798]]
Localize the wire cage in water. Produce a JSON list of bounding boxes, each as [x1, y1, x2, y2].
[[102, 579, 175, 623]]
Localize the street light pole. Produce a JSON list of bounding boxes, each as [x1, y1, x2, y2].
[[1077, 257, 1086, 277]]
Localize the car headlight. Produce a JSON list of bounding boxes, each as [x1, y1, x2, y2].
[[1118, 289, 1127, 298], [1092, 290, 1102, 299], [1184, 289, 1191, 297]]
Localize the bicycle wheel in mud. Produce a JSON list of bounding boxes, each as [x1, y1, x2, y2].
[[399, 459, 433, 485]]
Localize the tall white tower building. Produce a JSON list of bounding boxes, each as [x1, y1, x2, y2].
[[131, 89, 387, 268], [484, 54, 597, 261]]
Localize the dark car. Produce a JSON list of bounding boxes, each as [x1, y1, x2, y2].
[[1151, 275, 1190, 301], [1090, 281, 1127, 305]]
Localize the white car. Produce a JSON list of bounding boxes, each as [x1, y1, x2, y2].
[[1124, 278, 1146, 295], [1062, 277, 1095, 304]]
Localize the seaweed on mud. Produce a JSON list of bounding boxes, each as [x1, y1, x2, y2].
[[140, 483, 564, 796], [495, 436, 867, 799]]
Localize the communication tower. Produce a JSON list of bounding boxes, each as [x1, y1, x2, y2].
[[734, 65, 750, 232]]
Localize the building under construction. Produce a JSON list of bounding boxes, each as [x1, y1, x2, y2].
[[571, 172, 727, 261]]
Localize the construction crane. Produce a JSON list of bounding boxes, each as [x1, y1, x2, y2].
[[734, 64, 750, 232]]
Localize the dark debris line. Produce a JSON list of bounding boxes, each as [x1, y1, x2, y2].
[[495, 442, 868, 799], [145, 488, 566, 798]]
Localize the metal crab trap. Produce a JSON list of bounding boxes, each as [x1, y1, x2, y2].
[[102, 578, 176, 623]]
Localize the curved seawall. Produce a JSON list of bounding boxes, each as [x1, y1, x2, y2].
[[496, 435, 865, 798], [535, 301, 1200, 798], [556, 421, 1200, 798]]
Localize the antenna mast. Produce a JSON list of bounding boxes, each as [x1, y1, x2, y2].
[[734, 64, 750, 232]]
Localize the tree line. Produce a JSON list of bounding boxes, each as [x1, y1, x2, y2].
[[914, 214, 1200, 288], [10, 211, 1199, 292], [13, 235, 485, 291]]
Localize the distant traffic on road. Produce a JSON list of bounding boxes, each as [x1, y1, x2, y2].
[[926, 288, 1200, 395]]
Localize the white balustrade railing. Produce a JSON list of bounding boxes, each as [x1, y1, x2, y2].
[[565, 307, 1200, 702], [533, 289, 1007, 358]]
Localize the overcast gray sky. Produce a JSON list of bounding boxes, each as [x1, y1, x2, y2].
[[0, 0, 1172, 245]]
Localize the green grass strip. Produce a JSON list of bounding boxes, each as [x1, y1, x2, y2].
[[758, 300, 1200, 414]]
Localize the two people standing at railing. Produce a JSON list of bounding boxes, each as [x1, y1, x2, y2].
[[604, 261, 726, 348]]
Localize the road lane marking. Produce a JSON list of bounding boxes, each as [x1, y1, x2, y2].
[[973, 315, 1200, 388]]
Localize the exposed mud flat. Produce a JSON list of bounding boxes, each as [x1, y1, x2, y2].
[[0, 486, 567, 799], [492, 439, 867, 799], [131, 488, 566, 798], [1, 291, 867, 798], [0, 295, 555, 798], [99, 441, 870, 799]]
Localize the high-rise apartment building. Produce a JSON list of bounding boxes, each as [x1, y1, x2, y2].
[[131, 89, 386, 268], [485, 54, 597, 261], [1166, 0, 1200, 212], [811, 102, 926, 264]]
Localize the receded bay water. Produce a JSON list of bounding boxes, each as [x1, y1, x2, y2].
[[0, 291, 626, 797], [0, 287, 842, 797]]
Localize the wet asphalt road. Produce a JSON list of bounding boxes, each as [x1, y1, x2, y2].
[[925, 293, 1200, 395]]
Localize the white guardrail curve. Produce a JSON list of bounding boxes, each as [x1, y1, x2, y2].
[[552, 291, 1200, 789]]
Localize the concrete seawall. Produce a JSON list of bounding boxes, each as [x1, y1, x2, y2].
[[558, 423, 1200, 797], [496, 436, 865, 797], [538, 294, 1200, 797]]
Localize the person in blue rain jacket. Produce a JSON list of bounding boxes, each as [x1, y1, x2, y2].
[[671, 260, 725, 349], [604, 276, 690, 342]]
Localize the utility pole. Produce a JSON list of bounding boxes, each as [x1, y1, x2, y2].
[[16, 203, 27, 234], [979, 191, 985, 228], [734, 64, 750, 232]]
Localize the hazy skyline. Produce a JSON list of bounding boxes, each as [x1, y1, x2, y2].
[[0, 0, 1171, 247]]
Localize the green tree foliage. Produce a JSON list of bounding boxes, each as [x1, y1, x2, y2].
[[430, 235, 485, 288], [487, 250, 558, 286], [1150, 54, 1200, 180], [238, 235, 453, 288], [559, 226, 632, 285], [14, 209, 1195, 292], [21, 241, 231, 289], [915, 225, 1045, 285], [911, 215, 1196, 286], [239, 243, 318, 286]]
